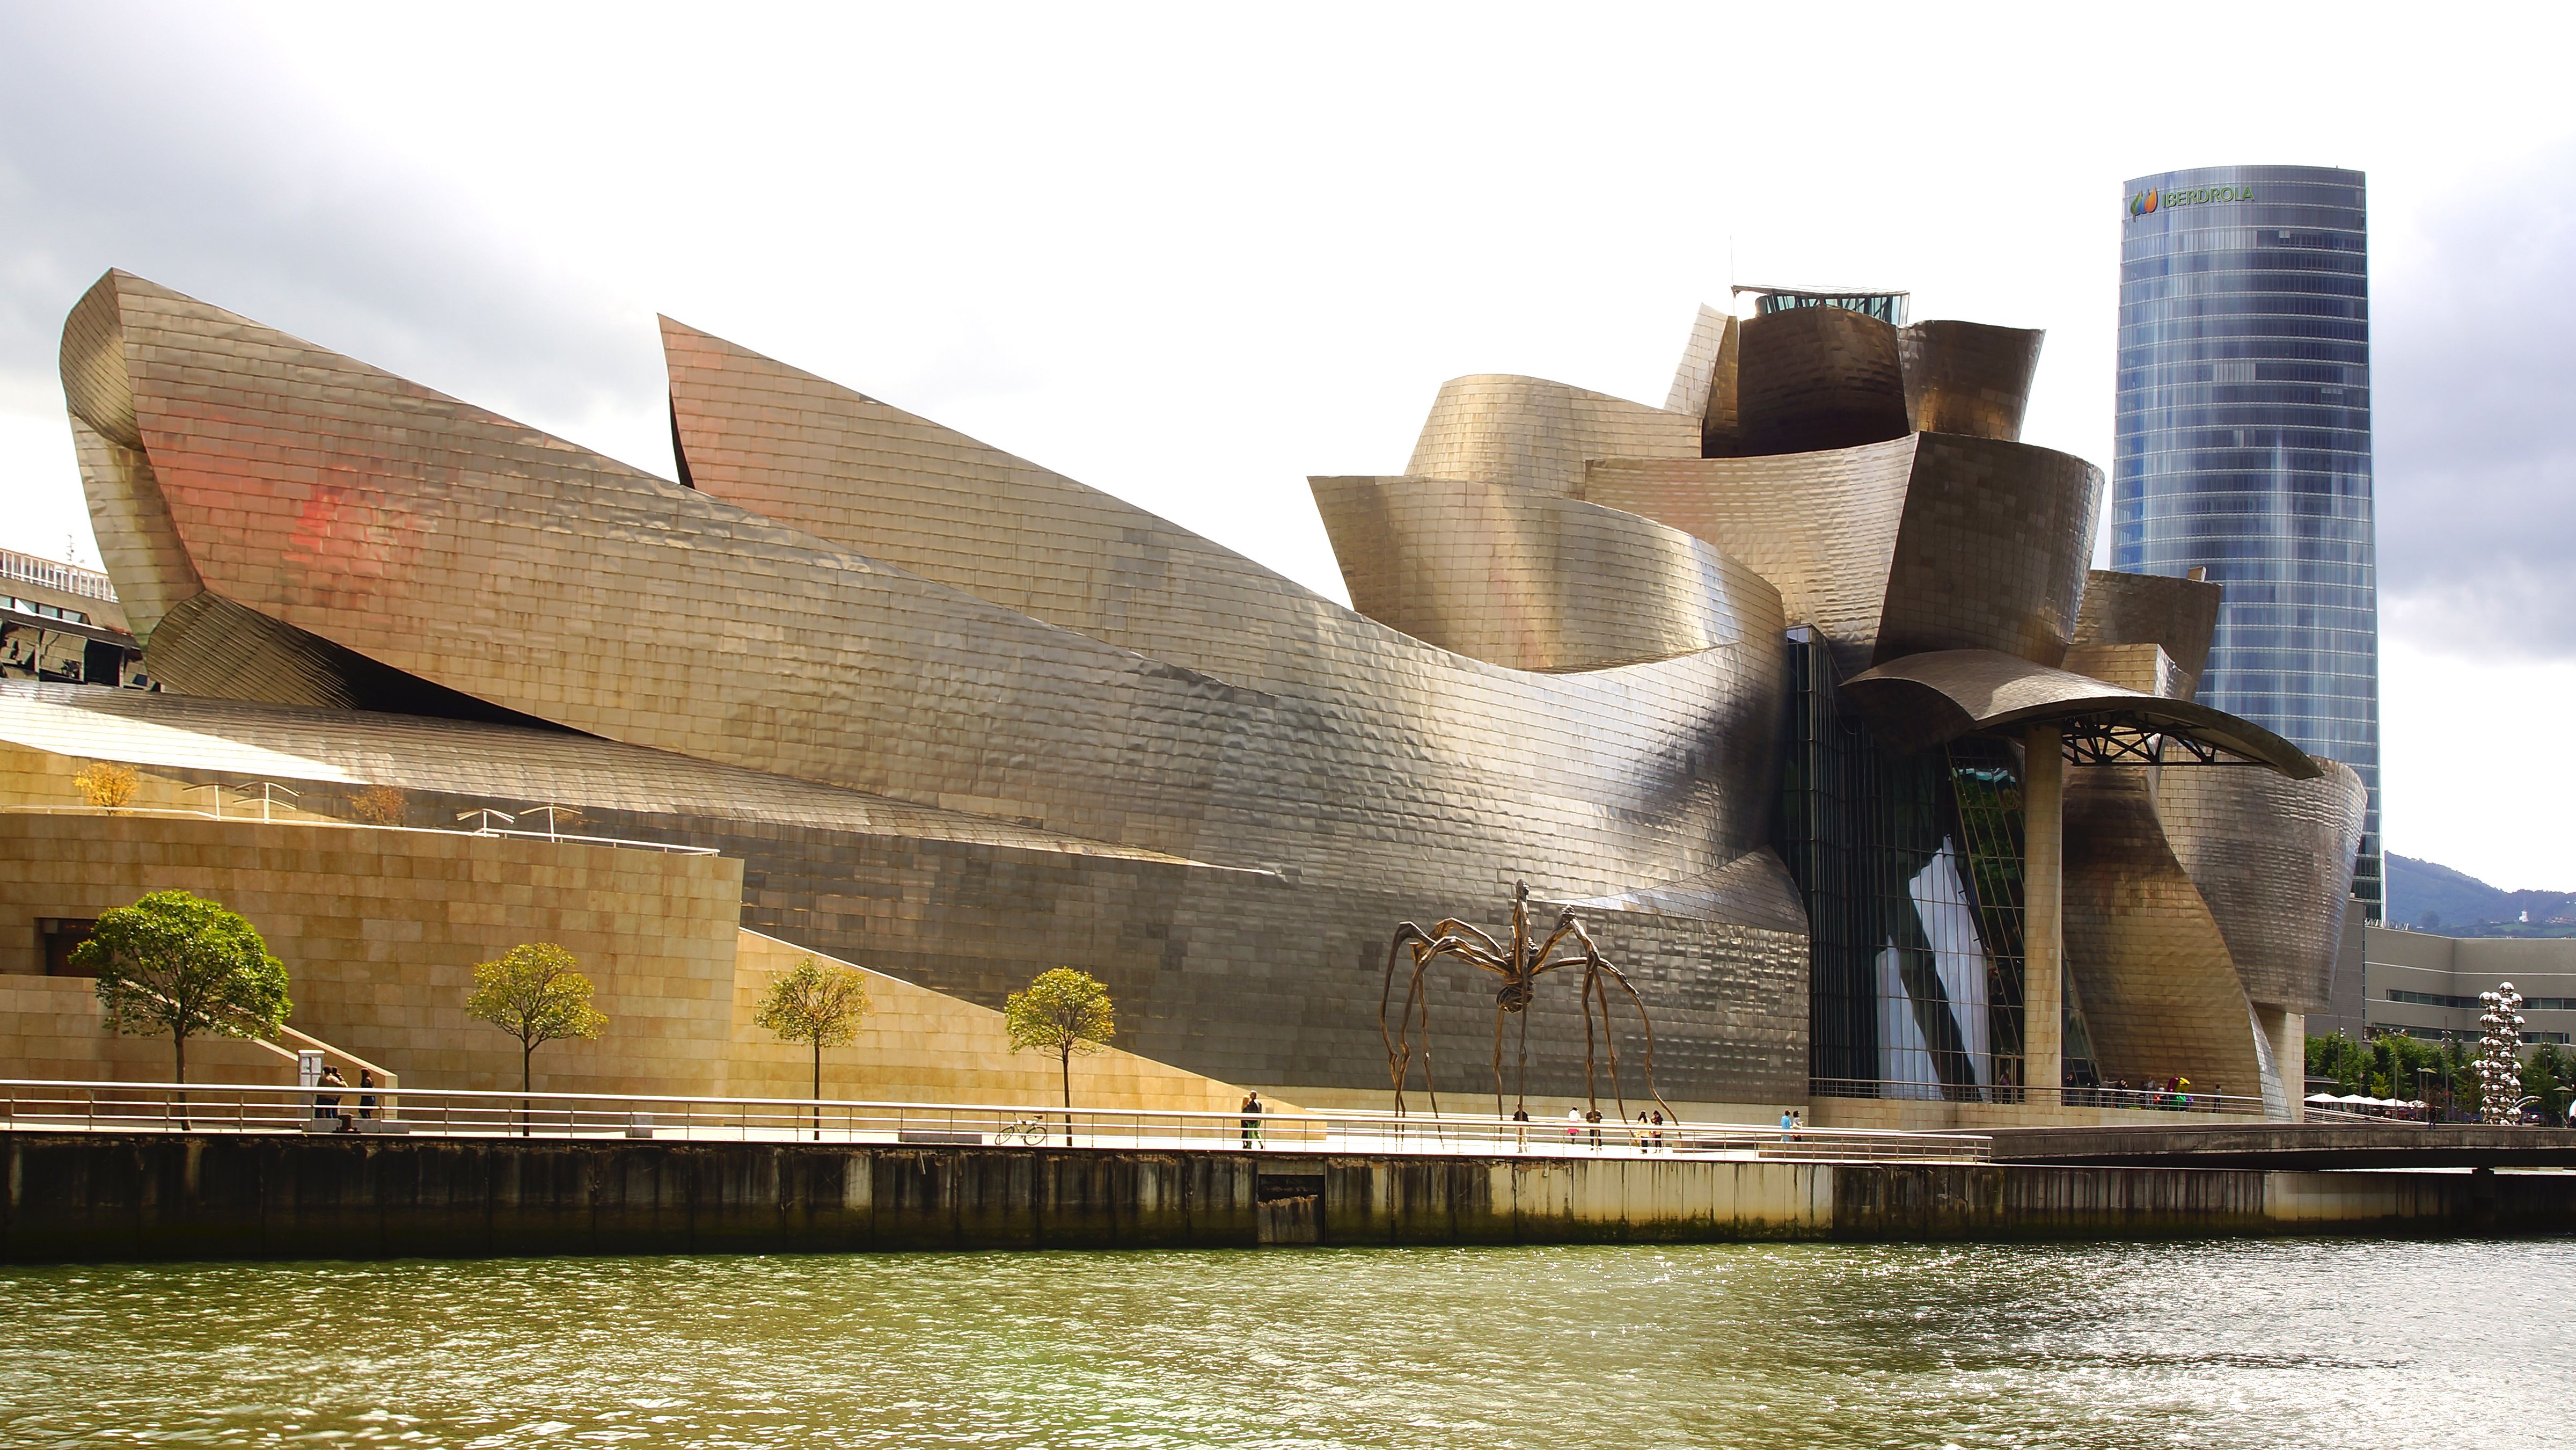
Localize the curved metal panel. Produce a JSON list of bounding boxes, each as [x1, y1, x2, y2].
[[662, 317, 1331, 694], [1729, 305, 1909, 456], [1579, 438, 1915, 681], [0, 677, 1810, 1106], [2156, 757, 2366, 1012], [1584, 431, 2100, 682], [60, 270, 1813, 1107], [2059, 642, 2186, 700], [1900, 320, 2043, 441], [2073, 568, 2222, 689], [1840, 649, 2321, 776], [58, 275, 140, 449], [1560, 847, 1808, 935], [69, 413, 201, 642], [1664, 304, 1743, 458], [65, 271, 1790, 894], [1404, 374, 1699, 497], [1875, 433, 2101, 669], [2061, 766, 2268, 1092], [1307, 472, 1783, 672]]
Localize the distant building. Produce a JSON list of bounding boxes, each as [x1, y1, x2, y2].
[[2114, 165, 2382, 922], [0, 547, 140, 688], [2312, 926, 2576, 1051]]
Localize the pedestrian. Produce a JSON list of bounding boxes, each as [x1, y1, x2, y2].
[[357, 1068, 377, 1122], [1567, 1107, 1582, 1146], [1779, 1105, 1796, 1142], [1512, 1104, 1529, 1153], [1584, 1106, 1602, 1150], [1240, 1089, 1264, 1149], [1649, 1109, 1666, 1151], [315, 1065, 346, 1125]]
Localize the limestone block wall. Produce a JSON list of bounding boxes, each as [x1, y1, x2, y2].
[[0, 810, 744, 1096], [722, 931, 1272, 1113], [0, 972, 298, 1083], [0, 738, 340, 825]]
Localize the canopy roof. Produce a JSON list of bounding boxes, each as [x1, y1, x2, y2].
[[1842, 649, 2321, 778]]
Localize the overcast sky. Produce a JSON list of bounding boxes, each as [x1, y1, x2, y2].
[[4, 3, 2572, 892]]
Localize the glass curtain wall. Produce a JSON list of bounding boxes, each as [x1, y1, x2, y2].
[[1782, 631, 2092, 1099], [2113, 165, 2381, 921]]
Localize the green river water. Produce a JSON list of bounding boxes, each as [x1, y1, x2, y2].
[[2, 1238, 2566, 1447]]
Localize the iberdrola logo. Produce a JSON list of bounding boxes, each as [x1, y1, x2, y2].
[[2128, 188, 2160, 218]]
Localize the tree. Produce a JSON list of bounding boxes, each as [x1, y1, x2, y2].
[[349, 783, 409, 827], [1004, 967, 1115, 1144], [754, 954, 871, 1135], [464, 943, 608, 1128], [2524, 1042, 2572, 1126], [76, 890, 291, 1090], [72, 761, 138, 808]]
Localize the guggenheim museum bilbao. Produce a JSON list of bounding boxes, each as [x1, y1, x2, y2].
[[0, 269, 2366, 1123]]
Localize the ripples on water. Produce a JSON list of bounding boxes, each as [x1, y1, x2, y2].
[[2, 1238, 2568, 1447]]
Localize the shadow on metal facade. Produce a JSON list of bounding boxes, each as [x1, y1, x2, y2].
[[50, 268, 2367, 1114]]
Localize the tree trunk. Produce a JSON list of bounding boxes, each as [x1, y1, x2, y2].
[[173, 1030, 189, 1128], [521, 1039, 533, 1136], [1061, 1044, 1074, 1147], [812, 1037, 823, 1141]]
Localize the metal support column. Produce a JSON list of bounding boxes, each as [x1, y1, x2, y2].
[[2021, 722, 2065, 1105]]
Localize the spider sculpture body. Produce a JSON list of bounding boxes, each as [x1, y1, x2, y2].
[[1380, 880, 1675, 1124]]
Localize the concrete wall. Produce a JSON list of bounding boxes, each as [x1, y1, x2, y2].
[[8, 1133, 2565, 1263]]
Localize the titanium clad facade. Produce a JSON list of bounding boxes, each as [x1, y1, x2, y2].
[[2113, 164, 2381, 921], [38, 263, 2374, 1120]]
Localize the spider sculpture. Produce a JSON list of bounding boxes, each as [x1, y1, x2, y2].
[[1379, 880, 1675, 1124]]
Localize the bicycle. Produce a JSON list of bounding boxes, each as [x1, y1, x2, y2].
[[993, 1116, 1050, 1146]]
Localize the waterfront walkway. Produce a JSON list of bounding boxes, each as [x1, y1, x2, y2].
[[1, 1079, 1984, 1164]]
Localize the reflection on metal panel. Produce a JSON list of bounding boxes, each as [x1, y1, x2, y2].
[[2062, 766, 2267, 1092], [2157, 757, 2366, 1012], [1899, 321, 2043, 441], [1582, 440, 1915, 680], [1406, 374, 1699, 497], [1308, 472, 1782, 672], [1730, 306, 1909, 456], [57, 270, 1811, 1107], [1874, 434, 2101, 669], [662, 317, 1334, 693], [1841, 649, 2319, 777], [2073, 569, 2222, 689]]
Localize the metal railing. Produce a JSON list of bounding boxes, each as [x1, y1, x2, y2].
[[0, 547, 116, 603], [0, 806, 719, 857], [0, 1080, 1990, 1163], [1809, 1077, 2271, 1116]]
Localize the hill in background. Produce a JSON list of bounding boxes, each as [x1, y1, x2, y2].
[[2389, 854, 2576, 937]]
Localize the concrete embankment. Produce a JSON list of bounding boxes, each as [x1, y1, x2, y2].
[[4, 1133, 2571, 1263]]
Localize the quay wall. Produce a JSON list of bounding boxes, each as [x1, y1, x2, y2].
[[4, 1134, 2570, 1263]]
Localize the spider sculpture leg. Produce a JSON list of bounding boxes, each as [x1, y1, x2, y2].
[[1574, 930, 1682, 1127], [1380, 923, 1433, 1116]]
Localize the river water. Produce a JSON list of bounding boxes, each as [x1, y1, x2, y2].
[[2, 1238, 2566, 1447]]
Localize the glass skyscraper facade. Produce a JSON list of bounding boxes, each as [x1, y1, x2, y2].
[[2114, 165, 2381, 921]]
